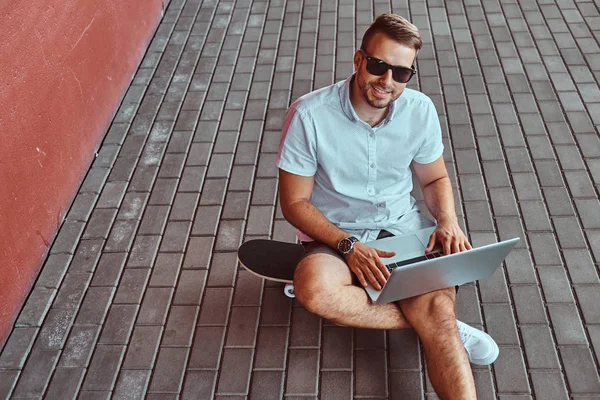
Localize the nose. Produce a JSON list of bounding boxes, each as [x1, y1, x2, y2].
[[379, 69, 394, 87]]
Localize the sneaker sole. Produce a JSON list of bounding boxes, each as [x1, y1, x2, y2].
[[469, 332, 499, 366]]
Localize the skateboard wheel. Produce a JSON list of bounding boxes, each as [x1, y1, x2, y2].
[[284, 284, 295, 298]]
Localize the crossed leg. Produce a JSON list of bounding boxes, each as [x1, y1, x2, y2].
[[294, 250, 477, 399]]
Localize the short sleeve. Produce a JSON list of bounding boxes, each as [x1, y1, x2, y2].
[[412, 100, 444, 165], [276, 106, 318, 176]]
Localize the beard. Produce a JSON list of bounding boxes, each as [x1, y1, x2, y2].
[[356, 72, 403, 109]]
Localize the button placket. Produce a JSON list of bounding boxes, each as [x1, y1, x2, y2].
[[367, 129, 376, 196]]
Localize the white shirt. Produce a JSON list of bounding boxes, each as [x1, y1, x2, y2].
[[276, 74, 444, 242]]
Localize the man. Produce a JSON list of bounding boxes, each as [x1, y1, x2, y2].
[[276, 14, 496, 399]]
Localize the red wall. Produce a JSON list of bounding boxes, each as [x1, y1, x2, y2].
[[0, 0, 165, 347]]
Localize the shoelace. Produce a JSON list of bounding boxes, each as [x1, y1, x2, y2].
[[458, 327, 471, 344]]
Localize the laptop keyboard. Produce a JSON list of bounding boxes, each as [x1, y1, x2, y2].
[[385, 251, 443, 272]]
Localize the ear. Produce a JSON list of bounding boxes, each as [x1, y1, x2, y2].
[[353, 50, 362, 71]]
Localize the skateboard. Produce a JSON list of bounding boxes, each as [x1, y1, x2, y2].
[[237, 239, 305, 298]]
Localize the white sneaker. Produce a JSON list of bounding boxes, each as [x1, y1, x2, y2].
[[456, 320, 499, 365]]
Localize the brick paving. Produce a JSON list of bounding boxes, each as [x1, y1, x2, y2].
[[2, 0, 600, 398]]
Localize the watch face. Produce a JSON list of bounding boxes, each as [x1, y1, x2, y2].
[[339, 238, 352, 253]]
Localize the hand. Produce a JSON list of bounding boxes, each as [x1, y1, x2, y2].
[[426, 214, 472, 255], [345, 242, 396, 290]]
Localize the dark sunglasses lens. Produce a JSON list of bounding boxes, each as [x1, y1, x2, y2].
[[366, 58, 388, 76], [393, 68, 414, 83]]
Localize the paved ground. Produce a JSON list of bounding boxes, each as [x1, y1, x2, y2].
[[2, 0, 600, 398]]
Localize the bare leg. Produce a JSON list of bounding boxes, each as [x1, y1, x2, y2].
[[398, 288, 476, 399], [294, 252, 411, 329]]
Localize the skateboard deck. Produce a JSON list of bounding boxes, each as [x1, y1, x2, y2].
[[237, 239, 305, 297]]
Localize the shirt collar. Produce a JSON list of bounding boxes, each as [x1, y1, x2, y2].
[[339, 73, 398, 126]]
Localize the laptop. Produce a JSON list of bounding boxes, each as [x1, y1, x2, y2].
[[364, 226, 519, 304]]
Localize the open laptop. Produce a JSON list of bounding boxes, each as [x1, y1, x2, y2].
[[364, 226, 519, 304]]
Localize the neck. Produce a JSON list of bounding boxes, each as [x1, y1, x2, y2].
[[350, 77, 388, 127]]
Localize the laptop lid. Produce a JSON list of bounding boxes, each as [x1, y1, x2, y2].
[[365, 237, 520, 304]]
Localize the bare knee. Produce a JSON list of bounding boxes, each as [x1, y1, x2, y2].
[[294, 260, 346, 323], [398, 288, 457, 331]]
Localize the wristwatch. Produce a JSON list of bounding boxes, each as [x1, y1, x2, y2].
[[337, 236, 359, 255]]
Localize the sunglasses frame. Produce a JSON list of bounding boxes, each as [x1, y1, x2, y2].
[[359, 49, 417, 83]]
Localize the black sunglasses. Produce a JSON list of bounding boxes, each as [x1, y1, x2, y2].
[[359, 49, 416, 83]]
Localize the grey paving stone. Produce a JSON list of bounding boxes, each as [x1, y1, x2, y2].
[[123, 325, 163, 369], [530, 371, 569, 400], [199, 179, 228, 205], [159, 221, 192, 252], [173, 269, 206, 305], [489, 187, 519, 216], [547, 303, 588, 345], [537, 266, 574, 303], [222, 191, 251, 220], [90, 252, 127, 287], [104, 220, 138, 252], [36, 254, 72, 289], [150, 253, 183, 287], [479, 267, 511, 303], [528, 232, 562, 265], [169, 192, 200, 221], [53, 272, 92, 309], [44, 366, 85, 399], [82, 344, 125, 391], [181, 370, 217, 400], [129, 166, 159, 191], [162, 305, 199, 346], [563, 249, 599, 285], [67, 192, 99, 222], [75, 286, 114, 325], [0, 370, 18, 398], [113, 370, 151, 400], [179, 166, 207, 192], [148, 347, 189, 393], [191, 205, 220, 236], [128, 235, 161, 268], [511, 285, 547, 324], [0, 327, 38, 368], [207, 252, 238, 287], [232, 270, 263, 306], [215, 219, 245, 251], [564, 170, 597, 198], [38, 308, 77, 350], [575, 285, 600, 324], [148, 178, 179, 205], [520, 324, 561, 369], [493, 346, 530, 393], [51, 220, 86, 254], [15, 287, 56, 327], [355, 349, 387, 397], [69, 239, 103, 273], [114, 269, 150, 304], [11, 349, 60, 398], [138, 205, 170, 235], [96, 181, 128, 209], [259, 287, 292, 325], [553, 216, 587, 249], [520, 201, 552, 231], [285, 348, 319, 395], [80, 168, 110, 194], [543, 187, 575, 216], [560, 346, 600, 393], [59, 324, 101, 367], [137, 287, 173, 325], [511, 173, 542, 201], [288, 306, 320, 348], [574, 199, 600, 229], [482, 303, 519, 345], [249, 370, 284, 400], [117, 192, 149, 220], [98, 304, 138, 344]]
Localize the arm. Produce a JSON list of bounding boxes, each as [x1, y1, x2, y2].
[[278, 169, 394, 289], [412, 156, 472, 255]]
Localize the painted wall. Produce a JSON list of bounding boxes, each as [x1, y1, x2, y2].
[[0, 0, 166, 347]]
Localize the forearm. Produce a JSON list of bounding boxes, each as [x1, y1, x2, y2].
[[422, 176, 457, 222], [281, 199, 350, 249]]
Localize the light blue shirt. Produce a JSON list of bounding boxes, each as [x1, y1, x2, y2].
[[276, 74, 444, 242]]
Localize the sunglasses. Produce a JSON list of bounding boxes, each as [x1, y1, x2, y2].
[[359, 49, 417, 83]]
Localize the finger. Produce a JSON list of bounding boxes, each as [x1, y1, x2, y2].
[[373, 258, 390, 283], [375, 248, 396, 258], [452, 239, 460, 254], [426, 232, 437, 253], [465, 240, 473, 250], [352, 267, 368, 288], [459, 241, 467, 252], [362, 267, 381, 290], [443, 238, 451, 255]]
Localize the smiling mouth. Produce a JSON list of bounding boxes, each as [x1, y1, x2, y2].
[[372, 87, 391, 97]]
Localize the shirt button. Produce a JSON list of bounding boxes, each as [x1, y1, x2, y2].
[[368, 189, 374, 195], [370, 163, 375, 168], [370, 133, 374, 138], [378, 203, 385, 208]]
